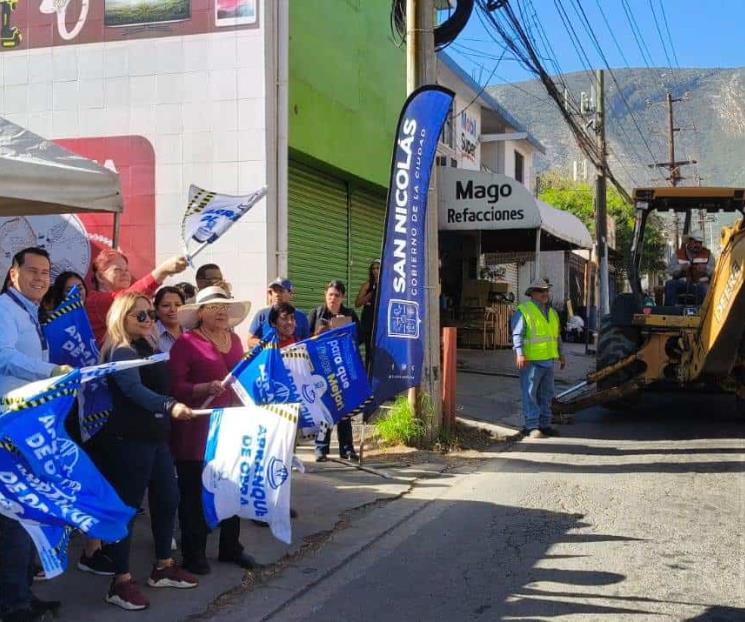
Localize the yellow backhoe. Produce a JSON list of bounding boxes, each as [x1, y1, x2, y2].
[[553, 187, 745, 414]]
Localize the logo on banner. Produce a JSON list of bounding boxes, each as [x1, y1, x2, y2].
[[254, 364, 291, 403], [300, 376, 327, 404], [57, 439, 80, 476], [267, 457, 288, 490], [387, 300, 420, 339]]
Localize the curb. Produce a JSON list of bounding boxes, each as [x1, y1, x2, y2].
[[456, 415, 522, 440]]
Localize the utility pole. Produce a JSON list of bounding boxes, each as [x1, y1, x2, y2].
[[649, 93, 698, 248], [406, 0, 442, 441], [594, 69, 610, 316]]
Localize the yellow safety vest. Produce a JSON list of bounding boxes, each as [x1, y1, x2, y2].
[[517, 301, 560, 361]]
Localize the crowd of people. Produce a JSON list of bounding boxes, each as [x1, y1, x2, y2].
[[0, 245, 381, 620]]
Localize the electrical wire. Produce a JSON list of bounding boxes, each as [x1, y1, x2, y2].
[[620, 0, 655, 70], [658, 0, 680, 69], [452, 48, 507, 117], [567, 0, 668, 184], [474, 0, 635, 201], [648, 0, 674, 73]]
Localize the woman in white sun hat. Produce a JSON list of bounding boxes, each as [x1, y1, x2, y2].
[[167, 286, 257, 575]]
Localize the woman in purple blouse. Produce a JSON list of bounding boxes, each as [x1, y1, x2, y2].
[[168, 286, 256, 575]]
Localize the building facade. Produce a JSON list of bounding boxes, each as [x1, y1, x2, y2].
[[0, 0, 277, 317], [436, 52, 549, 312], [286, 1, 405, 311]]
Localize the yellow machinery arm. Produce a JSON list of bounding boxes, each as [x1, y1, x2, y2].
[[684, 220, 745, 380]]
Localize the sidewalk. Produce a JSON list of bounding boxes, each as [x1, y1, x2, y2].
[[32, 347, 594, 620], [34, 443, 435, 622], [455, 343, 595, 431]]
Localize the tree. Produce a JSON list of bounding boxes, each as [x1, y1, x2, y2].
[[538, 172, 667, 284]]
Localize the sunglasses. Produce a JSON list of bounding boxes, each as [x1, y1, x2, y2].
[[129, 309, 157, 322]]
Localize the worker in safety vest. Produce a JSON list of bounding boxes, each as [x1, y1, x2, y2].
[[511, 280, 565, 440], [664, 233, 714, 305]]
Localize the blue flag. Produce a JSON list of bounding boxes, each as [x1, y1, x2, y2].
[[232, 325, 372, 435], [42, 286, 111, 441], [0, 371, 135, 577], [367, 86, 454, 417]]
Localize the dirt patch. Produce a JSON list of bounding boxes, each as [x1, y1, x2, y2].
[[362, 422, 503, 467]]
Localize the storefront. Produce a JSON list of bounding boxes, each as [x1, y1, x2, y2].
[[438, 168, 592, 347], [287, 161, 386, 311]]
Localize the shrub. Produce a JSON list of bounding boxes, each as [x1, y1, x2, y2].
[[374, 395, 425, 446]]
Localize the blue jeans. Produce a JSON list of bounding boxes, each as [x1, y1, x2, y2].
[[0, 515, 34, 615], [519, 363, 555, 430]]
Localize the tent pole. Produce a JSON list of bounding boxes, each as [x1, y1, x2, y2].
[[112, 212, 121, 249], [533, 228, 541, 280]]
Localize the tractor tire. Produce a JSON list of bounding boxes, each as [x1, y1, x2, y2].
[[596, 314, 643, 411]]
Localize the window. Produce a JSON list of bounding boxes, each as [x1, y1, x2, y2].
[[440, 102, 454, 148], [514, 150, 524, 183]]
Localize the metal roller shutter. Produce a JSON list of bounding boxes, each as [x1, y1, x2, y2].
[[288, 162, 349, 313], [349, 186, 386, 303]]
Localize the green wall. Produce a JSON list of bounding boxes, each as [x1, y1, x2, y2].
[[289, 0, 406, 188]]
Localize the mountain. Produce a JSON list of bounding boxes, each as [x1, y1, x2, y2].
[[488, 68, 745, 190]]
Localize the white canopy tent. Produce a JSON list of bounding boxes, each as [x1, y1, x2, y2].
[[0, 116, 123, 244]]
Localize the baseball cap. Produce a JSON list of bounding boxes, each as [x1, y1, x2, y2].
[[268, 277, 293, 292]]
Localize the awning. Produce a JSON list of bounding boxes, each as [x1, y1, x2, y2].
[[536, 200, 592, 249], [438, 168, 592, 251], [0, 116, 122, 216]]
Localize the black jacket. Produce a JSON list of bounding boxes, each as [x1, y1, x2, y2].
[[104, 339, 173, 443]]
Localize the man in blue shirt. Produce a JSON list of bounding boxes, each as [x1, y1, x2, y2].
[[0, 247, 69, 621], [247, 278, 309, 347]]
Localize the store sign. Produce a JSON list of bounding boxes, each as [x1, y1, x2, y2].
[[438, 169, 540, 231], [457, 110, 479, 169]]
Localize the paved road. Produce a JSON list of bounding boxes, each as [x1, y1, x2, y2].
[[228, 392, 745, 621]]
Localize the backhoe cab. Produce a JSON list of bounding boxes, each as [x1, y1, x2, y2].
[[554, 187, 745, 414]]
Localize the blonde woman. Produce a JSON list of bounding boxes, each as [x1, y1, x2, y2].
[[97, 293, 198, 611]]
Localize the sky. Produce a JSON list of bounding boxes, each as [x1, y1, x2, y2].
[[444, 0, 745, 86]]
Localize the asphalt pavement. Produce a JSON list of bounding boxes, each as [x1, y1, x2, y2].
[[211, 386, 745, 621]]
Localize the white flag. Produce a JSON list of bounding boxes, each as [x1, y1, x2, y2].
[[201, 404, 298, 544], [181, 184, 267, 259]]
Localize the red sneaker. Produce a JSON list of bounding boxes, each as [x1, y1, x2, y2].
[[106, 578, 150, 610], [147, 563, 198, 589]]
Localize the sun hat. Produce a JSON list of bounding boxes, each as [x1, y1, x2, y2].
[[524, 280, 552, 296], [177, 286, 251, 330]]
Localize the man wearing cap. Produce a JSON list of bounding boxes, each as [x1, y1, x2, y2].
[[511, 280, 565, 440], [246, 278, 309, 348], [664, 234, 714, 305]]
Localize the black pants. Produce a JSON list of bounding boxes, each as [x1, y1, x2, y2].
[[315, 418, 354, 457], [175, 461, 242, 562], [98, 438, 179, 574], [0, 515, 34, 615]]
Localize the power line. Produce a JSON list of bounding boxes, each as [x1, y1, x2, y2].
[[647, 0, 674, 71], [474, 0, 632, 202], [452, 48, 507, 117], [593, 0, 633, 70], [620, 0, 655, 69], [658, 0, 680, 69], [564, 0, 668, 183]]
